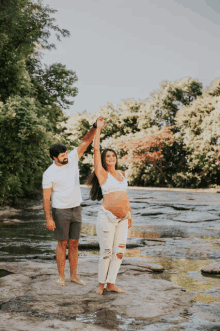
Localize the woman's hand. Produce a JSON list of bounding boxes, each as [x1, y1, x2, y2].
[[128, 217, 133, 229], [96, 117, 105, 129]]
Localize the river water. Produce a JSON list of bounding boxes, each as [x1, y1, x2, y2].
[[1, 187, 220, 330], [1, 187, 220, 263]]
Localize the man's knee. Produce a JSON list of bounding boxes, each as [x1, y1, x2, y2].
[[69, 239, 79, 249], [58, 240, 68, 249]]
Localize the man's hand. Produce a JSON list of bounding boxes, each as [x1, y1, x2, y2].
[[77, 116, 105, 159], [46, 217, 56, 231], [128, 218, 133, 229], [96, 117, 105, 129]]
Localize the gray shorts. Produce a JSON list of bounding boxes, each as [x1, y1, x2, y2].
[[52, 206, 82, 241]]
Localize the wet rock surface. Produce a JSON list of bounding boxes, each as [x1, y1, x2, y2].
[[0, 218, 25, 225], [1, 259, 220, 331], [0, 260, 192, 331]]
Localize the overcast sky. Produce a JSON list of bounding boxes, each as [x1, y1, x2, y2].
[[42, 0, 220, 116]]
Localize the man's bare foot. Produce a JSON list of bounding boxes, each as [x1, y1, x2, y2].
[[96, 283, 105, 295], [70, 275, 86, 285], [106, 284, 124, 293], [56, 277, 65, 286]]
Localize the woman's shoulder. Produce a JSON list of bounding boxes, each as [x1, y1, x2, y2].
[[97, 169, 109, 187], [118, 170, 126, 177]]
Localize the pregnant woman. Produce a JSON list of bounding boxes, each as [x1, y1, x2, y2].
[[87, 119, 133, 295]]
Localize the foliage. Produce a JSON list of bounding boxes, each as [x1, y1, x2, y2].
[[138, 78, 202, 129], [27, 58, 78, 132], [69, 77, 219, 189], [0, 0, 78, 204], [117, 127, 176, 185], [1, 0, 219, 199], [175, 95, 220, 187], [0, 96, 53, 203], [0, 0, 70, 102], [27, 59, 78, 110], [204, 78, 220, 97]]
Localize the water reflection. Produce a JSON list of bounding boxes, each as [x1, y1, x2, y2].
[[81, 224, 96, 236], [82, 223, 163, 240], [151, 257, 220, 292], [80, 248, 145, 258], [76, 309, 137, 330], [0, 245, 52, 255], [128, 228, 161, 239], [191, 293, 220, 304], [124, 249, 146, 258]]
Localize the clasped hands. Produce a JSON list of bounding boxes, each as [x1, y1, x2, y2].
[[95, 116, 105, 129]]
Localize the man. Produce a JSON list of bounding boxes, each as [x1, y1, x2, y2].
[[42, 117, 104, 286]]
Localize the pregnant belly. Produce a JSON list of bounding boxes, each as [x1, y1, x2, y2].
[[102, 191, 131, 218]]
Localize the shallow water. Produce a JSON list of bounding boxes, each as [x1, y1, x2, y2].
[[0, 187, 220, 261]]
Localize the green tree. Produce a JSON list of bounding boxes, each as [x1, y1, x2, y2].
[[138, 78, 202, 129], [0, 0, 78, 203], [27, 58, 78, 132], [0, 0, 70, 102], [0, 0, 78, 129], [0, 96, 53, 204]]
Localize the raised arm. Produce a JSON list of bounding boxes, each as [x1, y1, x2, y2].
[[94, 118, 106, 182], [77, 117, 104, 159]]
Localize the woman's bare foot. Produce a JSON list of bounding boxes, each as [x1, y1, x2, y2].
[[106, 284, 124, 293], [70, 275, 86, 285], [96, 283, 105, 295]]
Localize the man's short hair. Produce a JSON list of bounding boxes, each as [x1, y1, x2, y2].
[[49, 143, 67, 160]]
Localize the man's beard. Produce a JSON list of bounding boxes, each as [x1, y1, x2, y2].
[[58, 158, 68, 165]]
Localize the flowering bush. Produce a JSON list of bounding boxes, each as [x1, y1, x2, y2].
[[66, 78, 220, 188], [175, 95, 220, 187], [118, 127, 176, 185]]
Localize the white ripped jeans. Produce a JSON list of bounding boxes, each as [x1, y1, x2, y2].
[[96, 206, 130, 284]]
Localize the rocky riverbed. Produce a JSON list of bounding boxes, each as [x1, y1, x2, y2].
[[0, 187, 220, 330]]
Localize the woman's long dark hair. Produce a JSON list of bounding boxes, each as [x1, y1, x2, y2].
[[87, 148, 118, 201]]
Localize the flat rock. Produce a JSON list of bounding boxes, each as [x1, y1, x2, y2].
[[0, 207, 21, 218], [78, 238, 165, 250], [122, 258, 165, 272], [78, 238, 145, 250], [142, 239, 165, 246], [172, 211, 219, 223], [201, 262, 220, 274], [0, 219, 25, 224], [0, 260, 192, 330]]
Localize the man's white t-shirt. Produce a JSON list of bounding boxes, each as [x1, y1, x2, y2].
[[42, 148, 82, 209]]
